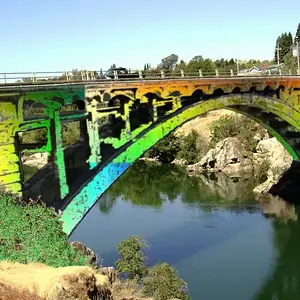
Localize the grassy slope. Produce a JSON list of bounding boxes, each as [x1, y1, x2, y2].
[[0, 193, 86, 267]]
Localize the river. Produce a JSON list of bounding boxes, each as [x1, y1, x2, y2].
[[27, 161, 300, 299]]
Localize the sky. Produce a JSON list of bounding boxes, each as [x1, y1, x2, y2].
[[1, 0, 300, 72]]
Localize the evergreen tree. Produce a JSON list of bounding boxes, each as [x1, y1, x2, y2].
[[275, 33, 293, 64], [295, 23, 300, 44], [288, 32, 293, 46]]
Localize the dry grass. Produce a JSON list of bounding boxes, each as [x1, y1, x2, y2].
[[0, 261, 111, 300], [0, 283, 45, 300], [176, 109, 236, 140], [111, 279, 153, 300]]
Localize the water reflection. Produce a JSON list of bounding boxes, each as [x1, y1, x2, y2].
[[101, 160, 260, 214]]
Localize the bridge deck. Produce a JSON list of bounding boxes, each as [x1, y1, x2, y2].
[[1, 75, 300, 93]]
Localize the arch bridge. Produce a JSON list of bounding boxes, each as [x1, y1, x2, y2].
[[1, 75, 300, 234]]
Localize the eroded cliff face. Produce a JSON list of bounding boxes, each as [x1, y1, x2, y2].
[[0, 261, 152, 300]]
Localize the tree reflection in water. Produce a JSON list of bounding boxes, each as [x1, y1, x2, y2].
[[99, 160, 259, 215]]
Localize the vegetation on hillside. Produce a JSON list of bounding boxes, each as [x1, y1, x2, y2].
[[209, 114, 266, 152], [0, 193, 86, 267], [144, 130, 208, 164], [144, 132, 181, 163]]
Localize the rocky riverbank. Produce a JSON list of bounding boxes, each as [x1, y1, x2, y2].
[[186, 136, 292, 195]]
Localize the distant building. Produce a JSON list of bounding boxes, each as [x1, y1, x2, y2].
[[238, 63, 284, 76], [238, 66, 262, 76], [265, 63, 284, 74]]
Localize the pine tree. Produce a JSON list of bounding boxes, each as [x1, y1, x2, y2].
[[288, 32, 293, 46], [295, 23, 300, 44], [275, 33, 293, 64]]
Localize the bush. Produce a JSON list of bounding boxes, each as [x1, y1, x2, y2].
[[177, 130, 209, 164], [145, 130, 208, 164], [145, 133, 181, 163], [210, 114, 265, 152], [116, 236, 148, 280], [0, 193, 87, 267], [19, 121, 81, 153], [255, 159, 270, 183], [61, 121, 81, 147], [142, 262, 189, 300], [19, 128, 47, 145]]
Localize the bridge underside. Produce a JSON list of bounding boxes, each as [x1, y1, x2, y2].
[[0, 78, 300, 234]]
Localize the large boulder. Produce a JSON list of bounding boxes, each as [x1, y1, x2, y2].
[[255, 137, 292, 172], [188, 137, 253, 175], [253, 138, 293, 194]]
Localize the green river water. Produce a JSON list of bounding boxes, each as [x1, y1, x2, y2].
[[27, 162, 300, 299]]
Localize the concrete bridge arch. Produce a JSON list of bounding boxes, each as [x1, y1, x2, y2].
[[61, 93, 300, 234]]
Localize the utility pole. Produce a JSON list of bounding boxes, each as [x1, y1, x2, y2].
[[297, 41, 300, 75], [292, 41, 300, 75], [236, 59, 239, 75], [276, 44, 281, 66]]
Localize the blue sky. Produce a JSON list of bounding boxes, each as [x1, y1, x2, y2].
[[1, 0, 299, 72]]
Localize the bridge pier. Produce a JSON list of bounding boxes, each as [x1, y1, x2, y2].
[[0, 101, 22, 196], [49, 109, 69, 199]]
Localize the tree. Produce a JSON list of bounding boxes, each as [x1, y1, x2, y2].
[[283, 51, 298, 73], [295, 23, 300, 44], [177, 130, 208, 164], [142, 262, 190, 300], [174, 59, 187, 73], [116, 236, 148, 280], [275, 32, 293, 63], [159, 54, 179, 71], [145, 132, 181, 163], [187, 55, 215, 75]]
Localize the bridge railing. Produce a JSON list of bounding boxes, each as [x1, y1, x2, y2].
[[0, 68, 299, 85]]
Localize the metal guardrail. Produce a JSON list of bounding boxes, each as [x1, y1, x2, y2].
[[0, 68, 300, 85]]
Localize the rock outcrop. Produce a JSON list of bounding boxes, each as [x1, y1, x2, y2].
[[187, 135, 293, 196], [253, 137, 292, 194], [22, 152, 48, 169], [187, 137, 253, 175]]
